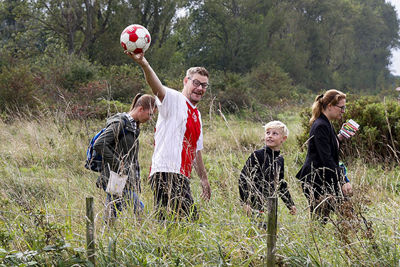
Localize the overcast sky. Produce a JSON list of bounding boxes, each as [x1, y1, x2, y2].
[[387, 0, 400, 75]]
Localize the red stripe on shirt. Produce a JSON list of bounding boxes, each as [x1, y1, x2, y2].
[[180, 102, 201, 177]]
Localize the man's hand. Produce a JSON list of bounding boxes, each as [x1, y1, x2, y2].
[[118, 161, 125, 175], [200, 178, 211, 201], [124, 51, 165, 101], [124, 51, 148, 67], [195, 151, 211, 201], [289, 206, 297, 215], [342, 182, 353, 196]]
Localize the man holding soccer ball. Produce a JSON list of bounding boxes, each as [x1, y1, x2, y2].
[[126, 51, 211, 220]]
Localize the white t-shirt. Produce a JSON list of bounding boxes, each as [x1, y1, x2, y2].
[[150, 87, 203, 177]]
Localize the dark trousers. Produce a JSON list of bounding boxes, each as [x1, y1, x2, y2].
[[149, 172, 198, 220], [301, 181, 340, 223], [104, 189, 144, 223]]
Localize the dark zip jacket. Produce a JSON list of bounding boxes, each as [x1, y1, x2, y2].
[[239, 146, 295, 211], [296, 113, 345, 196], [93, 113, 141, 192]]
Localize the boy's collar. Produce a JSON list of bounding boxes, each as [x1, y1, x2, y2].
[[265, 146, 281, 154]]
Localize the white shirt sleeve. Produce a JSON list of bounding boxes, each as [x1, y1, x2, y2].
[[156, 86, 183, 119], [196, 112, 204, 151]]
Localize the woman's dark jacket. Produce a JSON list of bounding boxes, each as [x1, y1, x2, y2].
[[93, 113, 141, 192], [296, 113, 345, 196], [239, 146, 295, 211]]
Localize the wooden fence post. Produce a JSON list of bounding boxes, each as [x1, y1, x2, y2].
[[267, 197, 278, 267], [86, 197, 96, 266]]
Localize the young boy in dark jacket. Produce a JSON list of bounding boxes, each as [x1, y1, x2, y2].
[[239, 121, 297, 217]]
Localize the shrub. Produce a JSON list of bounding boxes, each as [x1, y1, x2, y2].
[[63, 80, 109, 119], [61, 60, 96, 91], [204, 62, 312, 118], [31, 54, 111, 119], [100, 64, 147, 103], [244, 61, 298, 105], [91, 99, 131, 119], [205, 70, 251, 114], [0, 64, 39, 112], [297, 96, 400, 164], [33, 53, 100, 95]]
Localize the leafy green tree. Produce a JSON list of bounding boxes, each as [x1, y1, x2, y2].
[[30, 0, 116, 55], [346, 0, 399, 90], [180, 0, 399, 93], [0, 0, 44, 58], [180, 0, 282, 72], [87, 0, 186, 67]]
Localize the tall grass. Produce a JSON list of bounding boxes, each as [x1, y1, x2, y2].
[[0, 108, 399, 265]]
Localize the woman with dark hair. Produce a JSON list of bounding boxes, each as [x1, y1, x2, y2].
[[296, 89, 352, 222], [94, 93, 156, 223]]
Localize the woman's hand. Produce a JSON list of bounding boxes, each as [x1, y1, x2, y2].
[[342, 182, 353, 196], [243, 204, 252, 216]]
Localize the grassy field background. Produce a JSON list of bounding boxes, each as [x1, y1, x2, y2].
[[0, 107, 399, 266]]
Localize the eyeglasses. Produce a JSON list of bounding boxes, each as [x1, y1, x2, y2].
[[188, 77, 209, 89], [335, 105, 346, 111]]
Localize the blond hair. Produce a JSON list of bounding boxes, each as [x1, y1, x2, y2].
[[186, 67, 209, 78], [263, 120, 289, 137], [310, 89, 346, 125]]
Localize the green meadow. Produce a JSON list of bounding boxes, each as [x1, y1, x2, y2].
[[1, 0, 400, 265], [0, 108, 399, 266]]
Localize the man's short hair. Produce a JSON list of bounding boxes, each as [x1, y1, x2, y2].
[[186, 67, 209, 78], [263, 120, 289, 137]]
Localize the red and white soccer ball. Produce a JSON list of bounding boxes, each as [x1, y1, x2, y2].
[[120, 24, 151, 54]]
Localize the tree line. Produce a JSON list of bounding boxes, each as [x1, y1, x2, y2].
[[0, 0, 399, 116]]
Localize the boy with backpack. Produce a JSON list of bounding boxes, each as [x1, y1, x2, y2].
[[239, 121, 297, 225], [86, 93, 156, 223]]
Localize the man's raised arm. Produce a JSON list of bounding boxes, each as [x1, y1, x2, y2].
[[126, 52, 166, 101]]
